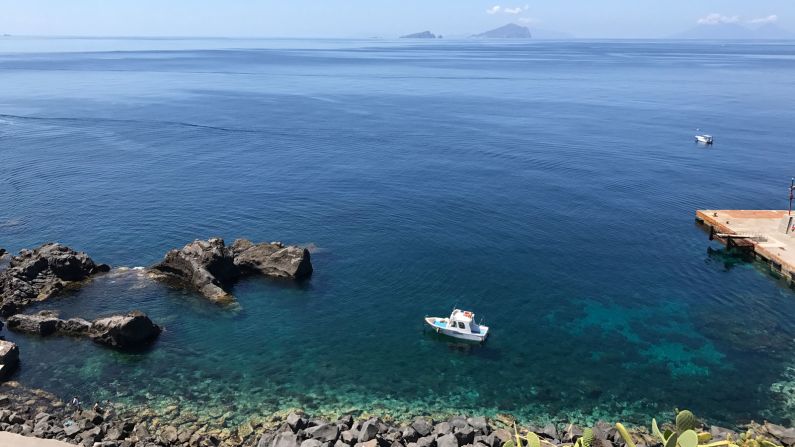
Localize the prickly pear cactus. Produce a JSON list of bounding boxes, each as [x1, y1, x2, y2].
[[581, 428, 595, 447], [675, 410, 697, 433], [526, 432, 541, 447]]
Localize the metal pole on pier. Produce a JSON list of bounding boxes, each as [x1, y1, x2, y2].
[[790, 178, 795, 216]]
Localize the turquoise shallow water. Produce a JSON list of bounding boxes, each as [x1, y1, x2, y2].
[[2, 37, 795, 427]]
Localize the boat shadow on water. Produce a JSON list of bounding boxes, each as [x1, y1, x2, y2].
[[421, 327, 500, 359]]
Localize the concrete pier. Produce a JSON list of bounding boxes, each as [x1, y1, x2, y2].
[[696, 210, 795, 283]]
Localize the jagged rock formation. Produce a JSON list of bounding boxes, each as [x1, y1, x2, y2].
[[7, 310, 161, 350], [0, 243, 109, 316], [150, 238, 312, 303]]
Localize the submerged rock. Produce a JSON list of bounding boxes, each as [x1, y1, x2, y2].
[[0, 243, 109, 316], [7, 310, 161, 350], [0, 340, 19, 380], [150, 237, 312, 303]]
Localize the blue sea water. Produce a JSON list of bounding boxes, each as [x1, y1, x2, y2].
[[2, 37, 795, 428]]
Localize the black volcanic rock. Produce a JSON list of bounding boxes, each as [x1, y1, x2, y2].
[[0, 243, 109, 317], [7, 310, 62, 336], [401, 31, 439, 39], [150, 238, 312, 303], [7, 310, 161, 350], [473, 23, 531, 38], [0, 340, 19, 380], [150, 238, 237, 303], [89, 311, 161, 349]]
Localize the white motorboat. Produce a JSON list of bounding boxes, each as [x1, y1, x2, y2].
[[424, 309, 489, 342], [695, 134, 713, 145]]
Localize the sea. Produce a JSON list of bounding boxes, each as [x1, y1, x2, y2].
[[1, 36, 795, 428]]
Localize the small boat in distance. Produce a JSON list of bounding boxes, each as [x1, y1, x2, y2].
[[424, 309, 489, 342], [695, 134, 714, 145]]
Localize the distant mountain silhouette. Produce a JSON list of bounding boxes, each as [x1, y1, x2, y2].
[[674, 22, 794, 39], [473, 23, 531, 38], [400, 31, 440, 39]]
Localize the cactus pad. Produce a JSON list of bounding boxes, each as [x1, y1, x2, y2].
[[676, 410, 697, 433], [581, 428, 595, 447]]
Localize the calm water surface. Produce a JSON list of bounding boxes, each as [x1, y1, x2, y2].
[[1, 37, 795, 427]]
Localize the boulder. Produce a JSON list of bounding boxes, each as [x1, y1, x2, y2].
[[286, 413, 308, 432], [7, 311, 62, 335], [150, 238, 312, 304], [437, 434, 459, 447], [338, 415, 354, 429], [271, 432, 303, 447], [89, 311, 161, 349], [302, 440, 324, 447], [563, 424, 583, 443], [449, 418, 468, 430], [341, 430, 357, 444], [467, 418, 489, 436], [64, 422, 81, 437], [417, 436, 436, 447], [359, 419, 380, 442], [475, 435, 497, 447], [306, 423, 340, 443], [491, 429, 512, 446], [0, 243, 109, 316], [763, 423, 795, 446], [412, 419, 434, 438], [434, 423, 452, 436], [259, 433, 277, 447], [231, 239, 313, 279], [6, 310, 160, 350], [0, 341, 19, 380], [402, 426, 420, 443], [160, 425, 179, 444], [454, 426, 475, 445]]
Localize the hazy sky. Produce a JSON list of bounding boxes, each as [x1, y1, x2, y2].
[[0, 0, 792, 38]]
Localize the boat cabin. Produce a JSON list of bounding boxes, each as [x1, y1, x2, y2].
[[447, 309, 484, 334]]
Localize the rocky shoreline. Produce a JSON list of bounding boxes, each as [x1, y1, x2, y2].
[[1, 380, 795, 447]]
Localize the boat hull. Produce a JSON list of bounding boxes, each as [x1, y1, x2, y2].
[[424, 317, 488, 342]]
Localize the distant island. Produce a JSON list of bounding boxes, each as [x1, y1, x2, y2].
[[400, 31, 441, 39], [473, 23, 532, 38]]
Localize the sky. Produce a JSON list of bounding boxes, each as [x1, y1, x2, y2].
[[0, 0, 792, 39]]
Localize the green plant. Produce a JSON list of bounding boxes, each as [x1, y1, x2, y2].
[[616, 410, 789, 447], [676, 411, 697, 433], [615, 423, 636, 447], [502, 422, 554, 447], [575, 428, 594, 447], [735, 428, 783, 447]]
